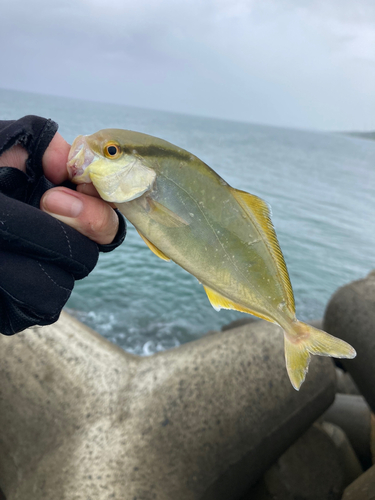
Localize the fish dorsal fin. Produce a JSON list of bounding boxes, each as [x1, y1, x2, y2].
[[203, 285, 272, 322], [136, 229, 171, 261], [147, 198, 189, 228], [230, 187, 295, 312]]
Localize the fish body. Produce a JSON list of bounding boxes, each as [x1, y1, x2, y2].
[[67, 129, 356, 390], [117, 146, 291, 327]]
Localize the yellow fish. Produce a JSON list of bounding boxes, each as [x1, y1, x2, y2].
[[67, 129, 356, 390]]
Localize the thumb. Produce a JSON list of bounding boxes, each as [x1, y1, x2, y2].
[[41, 187, 119, 245]]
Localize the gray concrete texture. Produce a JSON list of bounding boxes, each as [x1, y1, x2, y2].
[[342, 464, 375, 500], [324, 270, 375, 412], [0, 312, 336, 500], [322, 393, 372, 469], [335, 368, 360, 396], [245, 424, 345, 500], [320, 422, 363, 487]]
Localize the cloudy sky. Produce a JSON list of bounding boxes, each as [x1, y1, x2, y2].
[[1, 0, 374, 131]]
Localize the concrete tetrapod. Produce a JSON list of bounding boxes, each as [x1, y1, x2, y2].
[[342, 464, 375, 500], [243, 424, 346, 500], [0, 312, 336, 500], [324, 270, 375, 412], [323, 393, 372, 469]]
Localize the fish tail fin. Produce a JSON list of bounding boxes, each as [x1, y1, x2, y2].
[[284, 320, 356, 391]]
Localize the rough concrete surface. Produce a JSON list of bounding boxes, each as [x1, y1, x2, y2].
[[324, 270, 375, 412], [262, 424, 345, 499], [321, 422, 363, 487], [342, 464, 375, 500], [0, 312, 336, 500], [322, 393, 372, 469]]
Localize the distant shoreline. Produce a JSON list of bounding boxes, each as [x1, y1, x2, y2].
[[343, 131, 375, 141]]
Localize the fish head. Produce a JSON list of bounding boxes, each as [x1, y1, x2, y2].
[[67, 129, 156, 203]]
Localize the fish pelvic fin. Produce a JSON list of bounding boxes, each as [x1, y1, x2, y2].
[[284, 320, 356, 391], [136, 229, 171, 261]]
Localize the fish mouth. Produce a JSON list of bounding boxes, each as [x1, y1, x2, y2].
[[67, 135, 96, 183]]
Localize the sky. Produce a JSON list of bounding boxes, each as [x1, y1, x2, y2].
[[1, 0, 375, 131]]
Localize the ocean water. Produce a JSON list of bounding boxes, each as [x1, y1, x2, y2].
[[1, 88, 374, 355]]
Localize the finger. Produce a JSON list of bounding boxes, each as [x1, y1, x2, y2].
[[40, 187, 119, 245], [42, 132, 71, 185], [76, 182, 101, 198], [77, 183, 117, 208]]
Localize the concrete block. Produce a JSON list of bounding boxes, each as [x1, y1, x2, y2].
[[0, 312, 337, 500], [335, 368, 360, 395], [243, 425, 345, 500], [321, 422, 363, 487], [323, 393, 372, 469], [324, 270, 375, 412], [342, 464, 375, 500]]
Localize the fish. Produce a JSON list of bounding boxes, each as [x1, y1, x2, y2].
[[67, 129, 356, 390]]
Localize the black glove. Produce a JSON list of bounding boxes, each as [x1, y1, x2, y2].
[[0, 115, 126, 335]]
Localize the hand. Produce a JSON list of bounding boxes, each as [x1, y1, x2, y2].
[[0, 115, 126, 335], [0, 133, 119, 246]]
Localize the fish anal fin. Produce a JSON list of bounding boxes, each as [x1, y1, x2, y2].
[[136, 229, 171, 261], [230, 187, 295, 312], [147, 198, 189, 228], [203, 285, 271, 322]]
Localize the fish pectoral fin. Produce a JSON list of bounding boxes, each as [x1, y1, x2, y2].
[[147, 198, 189, 228], [136, 229, 171, 261], [231, 187, 295, 312]]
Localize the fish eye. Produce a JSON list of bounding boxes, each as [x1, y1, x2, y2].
[[104, 143, 121, 159]]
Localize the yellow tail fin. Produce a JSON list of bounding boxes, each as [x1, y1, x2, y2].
[[284, 321, 356, 391]]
